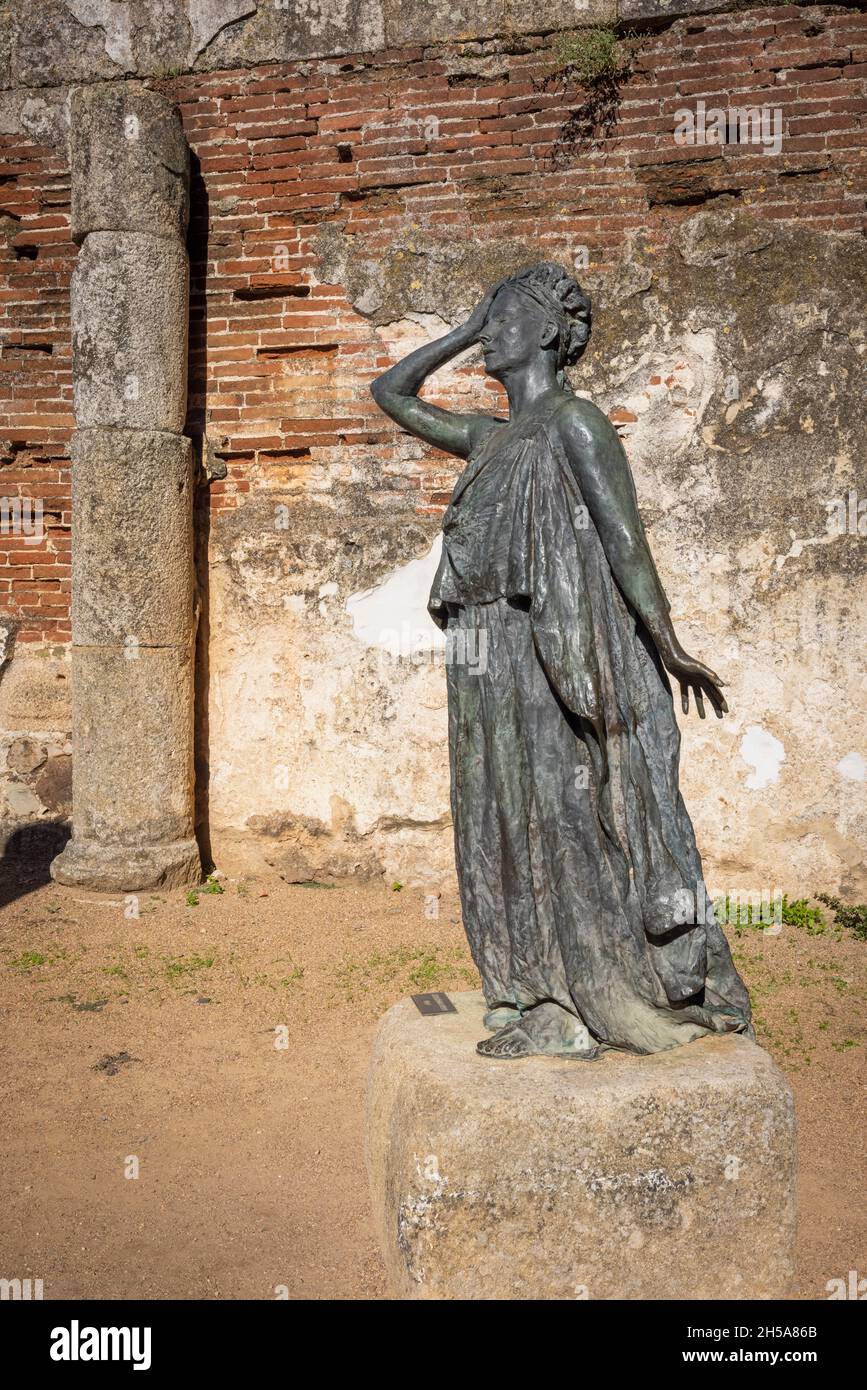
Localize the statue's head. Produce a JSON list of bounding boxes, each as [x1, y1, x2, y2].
[[479, 262, 592, 383]]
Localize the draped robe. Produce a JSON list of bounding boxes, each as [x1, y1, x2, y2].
[[428, 393, 752, 1054]]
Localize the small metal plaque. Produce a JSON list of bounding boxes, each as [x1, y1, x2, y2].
[[412, 991, 456, 1016]]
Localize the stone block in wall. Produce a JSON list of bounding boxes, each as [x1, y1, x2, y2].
[[504, 1, 617, 33], [384, 0, 505, 46], [71, 429, 195, 649], [7, 2, 387, 86], [0, 648, 70, 731], [66, 643, 196, 850], [385, 1, 617, 48], [69, 81, 189, 244], [0, 85, 69, 146], [71, 231, 189, 433], [10, 1, 126, 89], [186, 0, 386, 70], [618, 0, 766, 18]]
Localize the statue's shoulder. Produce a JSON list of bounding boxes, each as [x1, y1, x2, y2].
[[552, 393, 618, 452]]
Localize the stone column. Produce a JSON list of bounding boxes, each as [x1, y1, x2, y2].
[[51, 83, 200, 891]]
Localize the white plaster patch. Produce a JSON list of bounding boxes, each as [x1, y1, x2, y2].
[[66, 0, 135, 69], [751, 376, 784, 429], [739, 725, 785, 791], [836, 751, 866, 782], [376, 313, 455, 353], [774, 527, 838, 570], [604, 331, 718, 458], [346, 537, 446, 655]]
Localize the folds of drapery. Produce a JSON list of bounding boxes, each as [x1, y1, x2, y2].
[[429, 402, 749, 1019]]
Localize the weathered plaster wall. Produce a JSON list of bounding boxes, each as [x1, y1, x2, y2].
[[581, 208, 866, 897], [0, 2, 865, 897], [206, 204, 867, 898]]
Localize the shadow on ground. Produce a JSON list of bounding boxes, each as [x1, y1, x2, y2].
[[0, 820, 69, 910]]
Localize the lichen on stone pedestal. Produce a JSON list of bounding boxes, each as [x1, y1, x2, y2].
[[366, 991, 797, 1300]]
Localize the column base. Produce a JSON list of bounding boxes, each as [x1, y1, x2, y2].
[[366, 990, 797, 1300], [50, 836, 201, 891]]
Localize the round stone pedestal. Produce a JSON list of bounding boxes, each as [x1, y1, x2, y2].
[[366, 991, 796, 1300]]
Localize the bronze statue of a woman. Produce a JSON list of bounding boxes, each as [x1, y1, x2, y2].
[[371, 262, 752, 1060]]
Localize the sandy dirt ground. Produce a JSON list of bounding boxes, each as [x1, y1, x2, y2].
[[0, 858, 864, 1301]]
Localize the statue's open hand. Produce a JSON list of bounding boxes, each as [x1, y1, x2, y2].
[[663, 648, 728, 720]]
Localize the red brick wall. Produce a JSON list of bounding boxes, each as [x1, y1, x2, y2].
[[1, 3, 865, 644], [0, 131, 74, 645]]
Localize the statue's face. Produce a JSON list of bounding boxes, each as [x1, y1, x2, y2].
[[479, 286, 553, 380]]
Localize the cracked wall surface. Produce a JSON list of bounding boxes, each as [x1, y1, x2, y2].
[[0, 1, 864, 896]]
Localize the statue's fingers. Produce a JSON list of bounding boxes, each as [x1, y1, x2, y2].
[[679, 680, 689, 716], [705, 679, 728, 718], [691, 661, 721, 687], [695, 686, 706, 719]]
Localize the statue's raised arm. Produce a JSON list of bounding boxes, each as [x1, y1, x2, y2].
[[370, 286, 504, 460]]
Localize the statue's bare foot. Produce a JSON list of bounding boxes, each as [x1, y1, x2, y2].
[[477, 1024, 537, 1058], [477, 1001, 598, 1059], [711, 1008, 750, 1035], [483, 1005, 522, 1032]]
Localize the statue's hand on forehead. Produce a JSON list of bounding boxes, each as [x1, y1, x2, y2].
[[464, 278, 509, 340]]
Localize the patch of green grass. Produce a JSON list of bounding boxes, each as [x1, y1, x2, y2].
[[163, 952, 215, 982], [334, 944, 477, 1003], [781, 897, 827, 933], [408, 951, 455, 990], [555, 26, 632, 85], [719, 894, 826, 936], [185, 891, 199, 907], [101, 964, 128, 981], [817, 894, 867, 942], [9, 950, 47, 970], [203, 874, 224, 896]]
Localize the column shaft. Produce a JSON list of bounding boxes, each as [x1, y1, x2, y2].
[[51, 82, 200, 891]]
